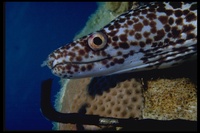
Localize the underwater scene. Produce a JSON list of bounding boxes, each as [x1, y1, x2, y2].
[[5, 2, 197, 131]]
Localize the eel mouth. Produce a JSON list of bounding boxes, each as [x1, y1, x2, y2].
[[52, 57, 111, 69]]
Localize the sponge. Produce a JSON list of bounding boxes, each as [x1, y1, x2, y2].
[[143, 78, 197, 120]]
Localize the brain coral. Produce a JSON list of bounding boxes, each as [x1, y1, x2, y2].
[[57, 76, 144, 130]]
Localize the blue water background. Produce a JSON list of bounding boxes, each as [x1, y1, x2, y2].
[[5, 2, 97, 130]]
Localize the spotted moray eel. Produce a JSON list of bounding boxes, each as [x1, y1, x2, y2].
[[42, 2, 197, 79]]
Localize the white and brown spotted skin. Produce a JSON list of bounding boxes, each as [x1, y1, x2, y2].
[[42, 2, 197, 79]]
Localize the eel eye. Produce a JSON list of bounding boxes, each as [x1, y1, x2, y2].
[[88, 32, 107, 51]]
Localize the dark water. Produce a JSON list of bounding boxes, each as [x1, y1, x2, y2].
[[5, 2, 97, 130]]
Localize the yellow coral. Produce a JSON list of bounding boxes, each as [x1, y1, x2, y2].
[[143, 78, 197, 121], [73, 2, 138, 40]]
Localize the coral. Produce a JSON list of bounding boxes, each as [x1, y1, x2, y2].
[[85, 79, 143, 119], [105, 2, 138, 16], [143, 78, 197, 121], [57, 78, 91, 130], [57, 77, 143, 130], [56, 76, 197, 130], [73, 2, 138, 40]]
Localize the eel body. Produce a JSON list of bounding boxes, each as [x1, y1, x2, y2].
[[42, 2, 197, 79]]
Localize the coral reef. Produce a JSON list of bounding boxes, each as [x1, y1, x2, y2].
[[56, 78, 91, 130], [55, 76, 197, 130], [58, 77, 143, 130], [55, 74, 197, 130], [52, 2, 197, 131]]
